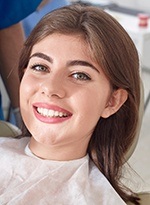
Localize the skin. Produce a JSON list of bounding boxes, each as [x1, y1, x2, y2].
[[20, 33, 127, 161]]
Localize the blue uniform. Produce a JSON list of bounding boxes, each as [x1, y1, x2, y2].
[[22, 0, 70, 37], [0, 0, 42, 29]]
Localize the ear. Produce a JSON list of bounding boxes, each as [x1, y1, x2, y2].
[[101, 89, 128, 118]]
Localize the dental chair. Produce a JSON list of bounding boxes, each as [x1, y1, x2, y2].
[[0, 120, 21, 137]]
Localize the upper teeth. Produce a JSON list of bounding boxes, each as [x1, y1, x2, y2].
[[37, 107, 67, 117]]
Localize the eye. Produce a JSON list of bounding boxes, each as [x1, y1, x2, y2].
[[30, 64, 49, 72], [71, 72, 91, 81]]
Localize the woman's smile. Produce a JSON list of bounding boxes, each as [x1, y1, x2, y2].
[[37, 108, 68, 118], [33, 102, 72, 123], [20, 33, 112, 157]]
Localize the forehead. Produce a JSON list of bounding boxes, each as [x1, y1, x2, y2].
[[31, 33, 93, 59]]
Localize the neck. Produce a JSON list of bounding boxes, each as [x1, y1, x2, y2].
[[29, 137, 88, 161]]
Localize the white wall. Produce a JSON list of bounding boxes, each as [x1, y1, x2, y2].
[[86, 0, 150, 13], [111, 0, 150, 13]]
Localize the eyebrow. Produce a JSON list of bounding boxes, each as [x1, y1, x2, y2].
[[29, 52, 99, 72], [30, 52, 53, 63]]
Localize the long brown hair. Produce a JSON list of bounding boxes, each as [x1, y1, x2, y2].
[[18, 4, 141, 204]]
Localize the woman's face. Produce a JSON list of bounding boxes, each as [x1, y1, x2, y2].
[[20, 33, 112, 159]]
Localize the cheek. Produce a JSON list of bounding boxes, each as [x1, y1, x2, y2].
[[20, 77, 38, 132], [19, 76, 37, 117], [74, 87, 109, 120], [20, 75, 36, 100], [20, 80, 29, 107], [85, 97, 105, 121]]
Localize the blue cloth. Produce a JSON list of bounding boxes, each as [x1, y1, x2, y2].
[[0, 0, 42, 29], [0, 92, 4, 120], [22, 0, 70, 37]]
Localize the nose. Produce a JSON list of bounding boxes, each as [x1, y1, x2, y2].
[[40, 75, 66, 99]]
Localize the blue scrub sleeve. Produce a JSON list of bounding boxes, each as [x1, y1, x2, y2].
[[0, 0, 42, 29], [0, 92, 4, 120]]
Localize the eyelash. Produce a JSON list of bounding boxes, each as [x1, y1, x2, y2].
[[30, 64, 49, 72], [71, 72, 91, 81], [29, 64, 91, 81]]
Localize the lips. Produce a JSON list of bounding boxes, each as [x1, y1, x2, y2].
[[33, 103, 72, 123]]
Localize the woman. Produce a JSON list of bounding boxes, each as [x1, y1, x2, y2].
[[0, 4, 140, 204]]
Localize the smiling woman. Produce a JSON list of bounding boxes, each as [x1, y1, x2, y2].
[[0, 3, 141, 205], [20, 33, 114, 159]]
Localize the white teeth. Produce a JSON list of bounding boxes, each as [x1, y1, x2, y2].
[[37, 107, 68, 118]]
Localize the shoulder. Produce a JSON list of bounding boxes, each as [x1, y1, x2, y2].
[[89, 161, 107, 185], [88, 160, 126, 204], [0, 136, 30, 155]]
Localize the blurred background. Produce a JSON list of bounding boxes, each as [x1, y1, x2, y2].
[[0, 0, 150, 194]]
